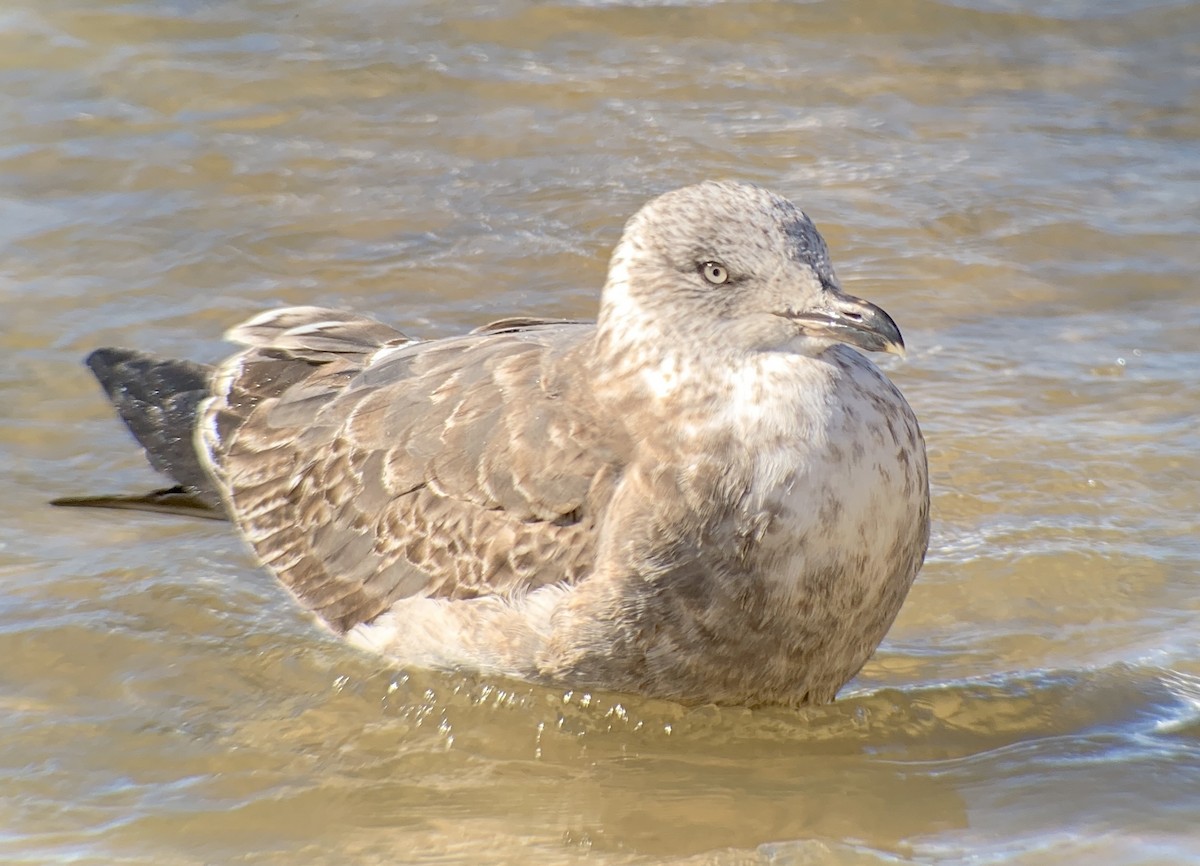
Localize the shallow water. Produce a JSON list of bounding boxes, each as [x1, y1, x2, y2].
[[2, 0, 1199, 863]]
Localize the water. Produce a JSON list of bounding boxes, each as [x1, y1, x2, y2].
[[2, 0, 1198, 862]]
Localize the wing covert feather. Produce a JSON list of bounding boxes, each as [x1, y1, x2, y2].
[[205, 311, 626, 632]]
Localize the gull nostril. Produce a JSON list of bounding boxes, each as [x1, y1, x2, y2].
[[843, 311, 863, 322]]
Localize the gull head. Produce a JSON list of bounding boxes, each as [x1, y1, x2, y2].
[[598, 180, 904, 358]]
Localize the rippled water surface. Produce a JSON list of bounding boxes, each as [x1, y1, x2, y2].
[[2, 0, 1198, 863]]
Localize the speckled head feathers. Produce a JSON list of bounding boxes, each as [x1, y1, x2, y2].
[[630, 180, 836, 284], [597, 181, 903, 358]]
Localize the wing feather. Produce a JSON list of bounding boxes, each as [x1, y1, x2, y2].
[[203, 309, 626, 632]]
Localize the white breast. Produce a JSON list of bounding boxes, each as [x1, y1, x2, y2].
[[699, 345, 924, 600]]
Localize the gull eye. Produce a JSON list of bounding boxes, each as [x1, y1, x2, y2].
[[701, 261, 729, 285]]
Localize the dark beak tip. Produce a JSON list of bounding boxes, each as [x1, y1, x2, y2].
[[779, 293, 907, 357]]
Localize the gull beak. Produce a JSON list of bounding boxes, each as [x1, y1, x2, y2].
[[784, 291, 906, 357]]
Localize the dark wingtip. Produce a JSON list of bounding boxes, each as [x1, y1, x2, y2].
[[51, 487, 227, 521], [84, 346, 127, 370], [76, 348, 219, 499], [84, 347, 139, 396]]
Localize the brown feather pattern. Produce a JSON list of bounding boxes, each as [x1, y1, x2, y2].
[[201, 311, 626, 632], [70, 182, 930, 706]]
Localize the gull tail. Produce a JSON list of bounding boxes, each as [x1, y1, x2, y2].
[[51, 348, 227, 520]]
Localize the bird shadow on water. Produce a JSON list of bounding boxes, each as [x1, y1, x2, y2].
[[176, 633, 1199, 861]]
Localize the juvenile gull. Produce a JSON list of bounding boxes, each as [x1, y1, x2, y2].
[[59, 181, 929, 707]]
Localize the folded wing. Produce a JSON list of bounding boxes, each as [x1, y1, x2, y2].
[[199, 307, 626, 632]]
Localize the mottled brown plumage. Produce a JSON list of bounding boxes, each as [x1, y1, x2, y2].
[[65, 181, 930, 706], [201, 311, 622, 632]]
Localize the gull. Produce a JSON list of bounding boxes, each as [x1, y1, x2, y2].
[[57, 181, 929, 707]]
